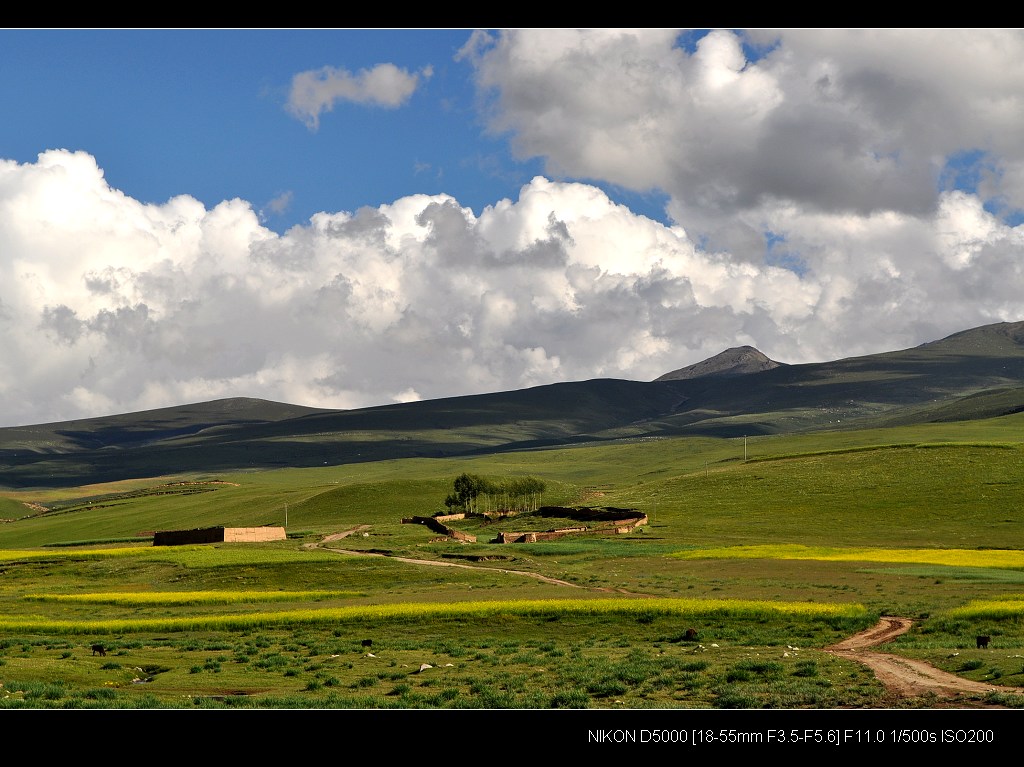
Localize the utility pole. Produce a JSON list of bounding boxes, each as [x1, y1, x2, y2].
[[284, 503, 288, 528], [744, 436, 747, 461]]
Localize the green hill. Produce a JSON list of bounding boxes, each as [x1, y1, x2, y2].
[[4, 320, 1024, 488]]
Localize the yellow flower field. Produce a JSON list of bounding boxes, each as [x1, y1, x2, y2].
[[0, 596, 866, 633], [672, 544, 1024, 569]]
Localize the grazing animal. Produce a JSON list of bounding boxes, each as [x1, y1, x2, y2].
[[361, 639, 373, 648], [90, 643, 106, 657], [977, 635, 991, 649], [683, 628, 698, 641]]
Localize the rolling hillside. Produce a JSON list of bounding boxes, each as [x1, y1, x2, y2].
[[3, 320, 1024, 488]]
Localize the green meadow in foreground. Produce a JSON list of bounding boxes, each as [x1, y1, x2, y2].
[[3, 417, 1024, 708]]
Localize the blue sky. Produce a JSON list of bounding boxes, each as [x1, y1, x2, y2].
[[0, 30, 539, 230], [0, 29, 670, 233], [2, 29, 1024, 426]]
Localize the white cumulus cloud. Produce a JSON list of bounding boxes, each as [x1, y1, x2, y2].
[[460, 29, 1024, 263], [287, 62, 431, 130], [1, 147, 1023, 427]]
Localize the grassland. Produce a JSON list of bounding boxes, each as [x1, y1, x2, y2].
[[2, 415, 1024, 710]]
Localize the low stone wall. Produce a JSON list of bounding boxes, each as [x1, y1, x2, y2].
[[433, 513, 466, 523], [402, 516, 476, 543], [154, 527, 225, 546], [223, 527, 286, 542], [153, 526, 286, 546], [494, 527, 588, 544], [536, 506, 646, 523], [490, 510, 648, 544], [402, 507, 645, 546]]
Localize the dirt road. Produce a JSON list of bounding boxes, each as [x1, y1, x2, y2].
[[315, 527, 626, 589], [826, 616, 1024, 706], [326, 544, 583, 588]]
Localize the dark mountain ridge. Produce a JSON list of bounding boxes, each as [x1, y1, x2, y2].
[[3, 320, 1024, 488], [2, 398, 333, 453]]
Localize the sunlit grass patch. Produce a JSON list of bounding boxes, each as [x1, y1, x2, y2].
[[0, 545, 337, 567], [0, 547, 151, 561], [945, 600, 1024, 619], [0, 597, 867, 634], [323, 597, 868, 621], [134, 546, 339, 567], [23, 591, 357, 606], [671, 544, 1024, 569], [863, 566, 1024, 583]]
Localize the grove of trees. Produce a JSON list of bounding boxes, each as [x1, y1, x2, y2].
[[442, 473, 546, 515]]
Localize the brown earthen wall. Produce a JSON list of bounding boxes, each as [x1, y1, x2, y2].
[[153, 526, 286, 546], [434, 513, 466, 523], [492, 517, 646, 544], [402, 516, 476, 542], [223, 527, 286, 542], [154, 527, 226, 546]]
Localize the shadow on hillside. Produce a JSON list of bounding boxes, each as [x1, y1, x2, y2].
[[5, 350, 1024, 489]]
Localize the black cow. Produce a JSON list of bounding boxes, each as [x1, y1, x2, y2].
[[683, 628, 698, 641], [977, 635, 991, 649], [361, 639, 373, 648], [91, 643, 106, 657]]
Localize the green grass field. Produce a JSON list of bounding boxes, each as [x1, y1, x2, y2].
[[3, 416, 1024, 708]]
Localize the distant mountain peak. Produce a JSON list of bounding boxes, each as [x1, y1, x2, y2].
[[655, 345, 784, 382]]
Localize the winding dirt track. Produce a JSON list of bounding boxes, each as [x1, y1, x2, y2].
[[314, 527, 608, 589], [826, 616, 1024, 706], [311, 530, 1024, 706]]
